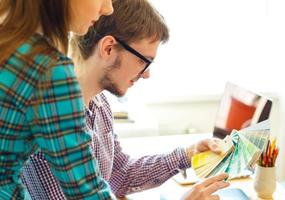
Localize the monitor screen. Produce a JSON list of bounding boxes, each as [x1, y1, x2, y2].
[[213, 82, 272, 139]]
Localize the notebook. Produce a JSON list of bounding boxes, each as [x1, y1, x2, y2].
[[160, 188, 250, 200], [215, 188, 250, 200]]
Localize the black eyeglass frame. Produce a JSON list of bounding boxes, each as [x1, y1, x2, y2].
[[96, 33, 152, 74]]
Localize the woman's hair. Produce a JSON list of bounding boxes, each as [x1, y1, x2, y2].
[[0, 0, 70, 64], [69, 0, 169, 63]]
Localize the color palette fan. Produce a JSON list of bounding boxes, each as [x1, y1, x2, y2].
[[192, 120, 270, 179]]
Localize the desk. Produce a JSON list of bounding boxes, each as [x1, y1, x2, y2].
[[119, 134, 285, 200]]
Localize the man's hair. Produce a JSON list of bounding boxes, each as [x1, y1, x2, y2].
[[70, 0, 169, 61]]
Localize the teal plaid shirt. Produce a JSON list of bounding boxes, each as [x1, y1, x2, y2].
[[0, 34, 115, 200]]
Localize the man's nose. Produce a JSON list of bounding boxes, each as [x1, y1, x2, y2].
[[140, 69, 150, 79]]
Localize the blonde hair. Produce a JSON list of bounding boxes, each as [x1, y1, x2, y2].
[[0, 0, 70, 64]]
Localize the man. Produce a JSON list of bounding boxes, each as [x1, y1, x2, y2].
[[22, 0, 229, 199]]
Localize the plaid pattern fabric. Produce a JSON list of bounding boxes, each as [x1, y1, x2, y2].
[[0, 34, 114, 200], [22, 92, 191, 199]]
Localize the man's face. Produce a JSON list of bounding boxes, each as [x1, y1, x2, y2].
[[99, 38, 160, 97]]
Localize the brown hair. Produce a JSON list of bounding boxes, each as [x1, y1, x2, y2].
[[70, 0, 169, 61], [0, 0, 70, 64]]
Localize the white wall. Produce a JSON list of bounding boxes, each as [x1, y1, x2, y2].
[[128, 0, 285, 101]]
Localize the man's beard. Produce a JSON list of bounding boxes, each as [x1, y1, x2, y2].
[[98, 55, 125, 97]]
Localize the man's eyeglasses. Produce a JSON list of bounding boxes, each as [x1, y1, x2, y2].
[[96, 33, 153, 74]]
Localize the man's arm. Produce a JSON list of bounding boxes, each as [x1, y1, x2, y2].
[[22, 152, 66, 199], [109, 134, 191, 198]]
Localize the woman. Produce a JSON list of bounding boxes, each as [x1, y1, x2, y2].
[[0, 0, 115, 199]]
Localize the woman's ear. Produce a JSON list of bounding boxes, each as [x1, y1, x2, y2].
[[98, 35, 117, 58]]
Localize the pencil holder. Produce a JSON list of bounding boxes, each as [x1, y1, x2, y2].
[[254, 165, 276, 199]]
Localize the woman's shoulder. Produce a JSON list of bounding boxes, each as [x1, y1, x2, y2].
[[23, 33, 73, 66], [10, 33, 75, 79], [3, 33, 78, 93]]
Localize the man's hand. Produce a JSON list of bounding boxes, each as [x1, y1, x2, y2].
[[186, 138, 222, 162], [181, 173, 230, 200]]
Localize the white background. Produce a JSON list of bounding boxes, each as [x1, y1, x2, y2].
[[127, 0, 285, 102]]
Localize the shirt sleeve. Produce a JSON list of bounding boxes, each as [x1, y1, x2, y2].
[[22, 152, 67, 200], [109, 134, 191, 198], [28, 59, 115, 200]]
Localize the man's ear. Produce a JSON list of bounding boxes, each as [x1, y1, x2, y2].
[[98, 36, 117, 59]]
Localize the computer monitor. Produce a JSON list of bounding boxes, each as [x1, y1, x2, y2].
[[213, 82, 272, 139]]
